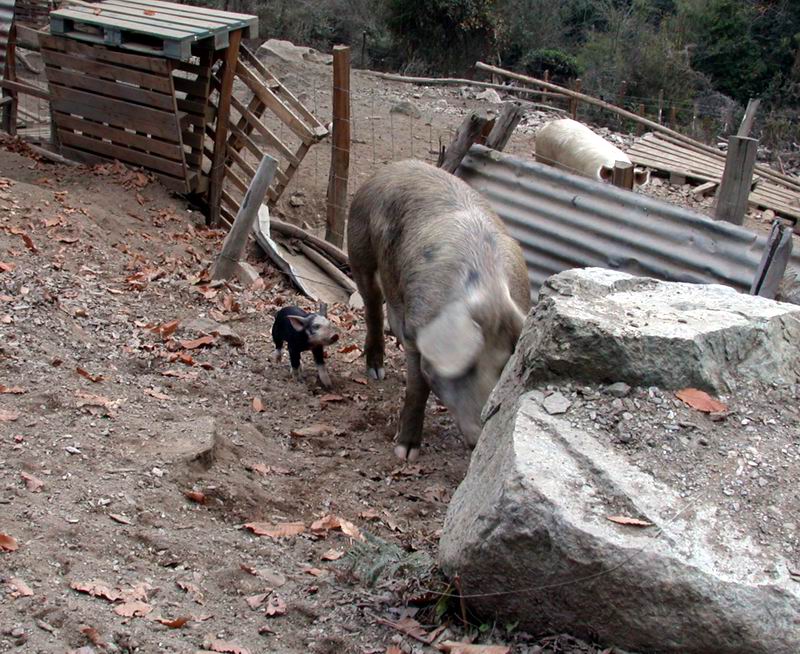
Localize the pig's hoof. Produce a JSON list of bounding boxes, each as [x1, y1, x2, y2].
[[394, 444, 420, 462], [271, 349, 283, 363], [368, 366, 385, 380]]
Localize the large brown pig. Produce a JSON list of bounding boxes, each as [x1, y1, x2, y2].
[[347, 160, 531, 461]]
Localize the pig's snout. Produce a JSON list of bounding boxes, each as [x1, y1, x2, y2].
[[330, 333, 339, 344]]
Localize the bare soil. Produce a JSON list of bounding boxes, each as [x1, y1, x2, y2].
[[1, 51, 798, 654]]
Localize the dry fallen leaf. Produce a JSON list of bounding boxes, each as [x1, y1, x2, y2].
[[303, 567, 327, 577], [244, 521, 305, 539], [114, 600, 152, 617], [265, 595, 287, 617], [386, 647, 403, 654], [0, 261, 15, 272], [252, 396, 264, 413], [290, 423, 336, 438], [79, 625, 106, 648], [75, 391, 116, 410], [8, 577, 33, 598], [154, 616, 190, 628], [109, 513, 132, 525], [321, 548, 344, 561], [439, 642, 511, 654], [185, 490, 207, 505], [8, 227, 37, 253], [239, 565, 287, 587], [180, 335, 216, 350], [0, 385, 25, 394], [607, 515, 653, 528], [310, 514, 364, 541], [380, 616, 430, 641], [245, 592, 270, 609], [20, 471, 44, 492], [76, 367, 104, 383], [0, 533, 19, 551], [320, 393, 345, 404], [0, 409, 21, 422], [204, 637, 251, 654], [144, 388, 171, 401], [675, 388, 727, 414], [70, 580, 122, 602], [150, 319, 180, 338]]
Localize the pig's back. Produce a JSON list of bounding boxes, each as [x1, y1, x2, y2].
[[535, 118, 629, 179]]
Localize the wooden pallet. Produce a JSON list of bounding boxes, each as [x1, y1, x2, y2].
[[629, 132, 800, 223], [40, 33, 190, 191], [208, 44, 329, 224], [50, 0, 257, 61]]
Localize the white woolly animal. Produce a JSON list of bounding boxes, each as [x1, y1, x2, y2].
[[535, 118, 649, 186]]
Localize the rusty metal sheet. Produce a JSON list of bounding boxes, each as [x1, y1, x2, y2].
[[458, 145, 799, 300]]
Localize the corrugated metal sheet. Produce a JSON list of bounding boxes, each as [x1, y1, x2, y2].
[[0, 0, 15, 79], [458, 145, 800, 299]]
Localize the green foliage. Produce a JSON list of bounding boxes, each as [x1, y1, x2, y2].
[[340, 530, 435, 587], [519, 48, 581, 82], [386, 0, 500, 73]]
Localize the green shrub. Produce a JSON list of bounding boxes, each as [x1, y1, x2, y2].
[[519, 48, 581, 81]]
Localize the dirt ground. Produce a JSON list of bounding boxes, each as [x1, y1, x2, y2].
[[2, 50, 799, 654]]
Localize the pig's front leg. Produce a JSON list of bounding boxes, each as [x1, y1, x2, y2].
[[312, 346, 332, 389], [394, 347, 430, 462]]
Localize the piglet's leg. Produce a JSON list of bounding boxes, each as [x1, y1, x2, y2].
[[312, 346, 332, 389], [289, 349, 302, 381], [394, 347, 429, 462]]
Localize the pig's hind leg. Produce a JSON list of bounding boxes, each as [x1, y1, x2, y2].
[[394, 347, 430, 461], [289, 348, 303, 381], [352, 268, 386, 380]]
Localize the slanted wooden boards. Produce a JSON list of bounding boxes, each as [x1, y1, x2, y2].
[[40, 34, 189, 191]]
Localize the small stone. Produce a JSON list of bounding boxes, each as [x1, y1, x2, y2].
[[542, 391, 571, 415], [606, 382, 631, 398], [475, 88, 502, 103], [390, 101, 421, 119], [289, 194, 305, 207]]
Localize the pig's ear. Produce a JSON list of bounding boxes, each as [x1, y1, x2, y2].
[[287, 315, 308, 332], [599, 165, 614, 182], [634, 167, 650, 185], [417, 302, 484, 379]]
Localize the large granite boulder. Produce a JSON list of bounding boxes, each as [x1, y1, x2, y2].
[[439, 269, 800, 654]]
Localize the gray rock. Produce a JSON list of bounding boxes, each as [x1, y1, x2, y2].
[[475, 88, 502, 103], [441, 394, 800, 654], [542, 391, 571, 415], [181, 317, 243, 347], [257, 39, 333, 65], [442, 269, 800, 654], [390, 101, 421, 119], [498, 268, 800, 399], [606, 382, 631, 398]]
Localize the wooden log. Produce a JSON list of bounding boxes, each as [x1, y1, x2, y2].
[[484, 101, 523, 151], [298, 243, 356, 293], [271, 219, 349, 267], [737, 98, 761, 137], [439, 111, 491, 174], [750, 220, 793, 298], [476, 61, 800, 193], [212, 154, 278, 280], [692, 180, 719, 198], [612, 161, 634, 190], [371, 71, 566, 100], [715, 135, 759, 226], [325, 45, 350, 248], [208, 28, 242, 227]]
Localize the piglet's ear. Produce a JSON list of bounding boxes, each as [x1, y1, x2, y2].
[[287, 315, 308, 332], [417, 301, 484, 379]]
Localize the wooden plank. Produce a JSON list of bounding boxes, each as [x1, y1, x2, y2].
[[52, 9, 203, 39], [227, 122, 289, 186], [54, 112, 184, 160], [96, 1, 235, 32], [272, 142, 308, 199], [234, 59, 315, 143], [49, 84, 181, 141], [717, 136, 767, 224], [181, 129, 204, 149], [46, 67, 174, 110], [15, 25, 42, 51], [239, 45, 326, 137], [225, 164, 248, 194], [227, 144, 257, 180], [173, 74, 209, 97], [207, 28, 242, 226], [108, 0, 258, 25], [39, 33, 172, 73], [0, 79, 50, 101], [42, 50, 174, 93], [230, 93, 297, 164], [58, 129, 186, 177]]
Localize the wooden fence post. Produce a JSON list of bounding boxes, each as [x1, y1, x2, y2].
[[636, 103, 645, 136], [2, 25, 19, 135], [714, 135, 758, 225], [617, 80, 628, 107], [325, 45, 350, 248], [438, 111, 492, 173], [612, 161, 634, 190], [737, 98, 761, 137], [569, 78, 581, 119], [541, 70, 549, 105], [657, 89, 664, 124], [213, 154, 278, 283], [208, 28, 243, 227], [484, 101, 523, 151], [669, 104, 677, 128]]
